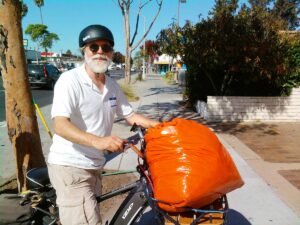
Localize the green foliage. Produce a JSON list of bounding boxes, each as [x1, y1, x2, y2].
[[113, 52, 125, 64], [133, 51, 143, 70], [20, 1, 28, 18], [119, 83, 139, 102], [34, 0, 44, 7], [156, 0, 298, 104], [135, 72, 143, 82], [156, 23, 183, 58], [284, 34, 300, 88], [25, 24, 59, 51], [163, 71, 176, 84], [65, 49, 72, 55], [272, 0, 300, 30]]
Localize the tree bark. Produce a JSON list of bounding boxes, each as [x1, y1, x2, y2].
[[124, 3, 131, 84], [125, 47, 131, 84], [0, 0, 46, 192]]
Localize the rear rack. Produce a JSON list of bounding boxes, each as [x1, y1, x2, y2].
[[162, 196, 228, 225]]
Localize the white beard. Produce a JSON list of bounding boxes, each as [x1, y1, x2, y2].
[[85, 54, 111, 74]]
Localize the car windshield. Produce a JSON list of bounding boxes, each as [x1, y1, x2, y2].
[[28, 64, 44, 74]]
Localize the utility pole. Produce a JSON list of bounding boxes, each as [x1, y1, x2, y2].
[[142, 16, 146, 80], [177, 0, 186, 27], [177, 0, 180, 26]]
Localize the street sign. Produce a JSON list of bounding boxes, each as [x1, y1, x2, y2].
[[23, 39, 28, 47]]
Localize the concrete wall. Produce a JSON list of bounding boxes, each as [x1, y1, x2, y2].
[[205, 88, 300, 122]]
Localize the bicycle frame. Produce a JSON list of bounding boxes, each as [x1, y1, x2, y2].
[[100, 124, 228, 225], [23, 123, 228, 225]]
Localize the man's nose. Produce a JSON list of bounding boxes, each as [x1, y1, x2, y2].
[[96, 46, 104, 54]]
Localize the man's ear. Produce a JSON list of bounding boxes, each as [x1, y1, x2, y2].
[[79, 47, 85, 56]]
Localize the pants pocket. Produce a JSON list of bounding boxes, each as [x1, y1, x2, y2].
[[58, 197, 88, 225]]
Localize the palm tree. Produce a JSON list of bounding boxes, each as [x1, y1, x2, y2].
[[34, 0, 44, 24]]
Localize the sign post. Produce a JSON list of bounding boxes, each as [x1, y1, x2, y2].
[[23, 39, 28, 49]]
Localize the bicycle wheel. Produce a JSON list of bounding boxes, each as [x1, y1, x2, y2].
[[109, 181, 148, 225]]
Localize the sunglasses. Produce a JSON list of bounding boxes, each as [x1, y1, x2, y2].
[[89, 43, 113, 53]]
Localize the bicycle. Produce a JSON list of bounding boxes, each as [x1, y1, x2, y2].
[[19, 123, 228, 225]]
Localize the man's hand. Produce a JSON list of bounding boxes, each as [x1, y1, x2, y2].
[[54, 117, 126, 152], [92, 136, 126, 152]]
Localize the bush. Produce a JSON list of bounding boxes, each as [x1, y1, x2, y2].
[[157, 2, 299, 105], [180, 8, 292, 103], [163, 71, 176, 84], [284, 34, 300, 89], [119, 83, 139, 102]]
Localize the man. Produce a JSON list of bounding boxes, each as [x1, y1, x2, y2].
[[47, 24, 159, 225]]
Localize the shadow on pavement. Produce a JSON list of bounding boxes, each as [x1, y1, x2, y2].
[[146, 86, 183, 96], [227, 209, 252, 225]]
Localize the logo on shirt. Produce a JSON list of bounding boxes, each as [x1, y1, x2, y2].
[[109, 96, 117, 107]]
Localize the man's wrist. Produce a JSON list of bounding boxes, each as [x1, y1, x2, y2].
[[90, 135, 103, 150]]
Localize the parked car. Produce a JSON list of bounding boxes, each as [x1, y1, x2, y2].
[[27, 63, 61, 89], [65, 62, 75, 70], [108, 64, 117, 70], [116, 64, 122, 70]]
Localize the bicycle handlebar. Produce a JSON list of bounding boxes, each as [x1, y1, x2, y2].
[[123, 123, 146, 158]]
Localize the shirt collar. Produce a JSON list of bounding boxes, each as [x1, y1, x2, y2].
[[79, 63, 110, 96]]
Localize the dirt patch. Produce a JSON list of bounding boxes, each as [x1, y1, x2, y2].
[[0, 178, 18, 194], [279, 170, 300, 190], [209, 122, 300, 163], [205, 121, 300, 191], [100, 171, 138, 222]]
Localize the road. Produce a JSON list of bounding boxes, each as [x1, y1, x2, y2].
[[0, 69, 126, 124]]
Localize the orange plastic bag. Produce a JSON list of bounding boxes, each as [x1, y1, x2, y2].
[[144, 118, 244, 212]]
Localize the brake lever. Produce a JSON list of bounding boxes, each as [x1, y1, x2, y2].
[[130, 123, 138, 132]]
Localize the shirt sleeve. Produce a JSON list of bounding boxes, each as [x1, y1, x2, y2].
[[51, 73, 78, 119]]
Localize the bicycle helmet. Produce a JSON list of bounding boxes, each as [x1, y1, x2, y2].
[[79, 24, 114, 47]]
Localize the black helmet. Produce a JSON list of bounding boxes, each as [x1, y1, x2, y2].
[[79, 24, 114, 47]]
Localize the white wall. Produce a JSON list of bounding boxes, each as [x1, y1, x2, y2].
[[205, 88, 300, 122]]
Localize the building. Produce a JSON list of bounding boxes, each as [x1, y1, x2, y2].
[[25, 50, 41, 63], [153, 54, 182, 75]]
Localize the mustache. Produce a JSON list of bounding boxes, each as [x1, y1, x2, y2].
[[91, 54, 109, 61]]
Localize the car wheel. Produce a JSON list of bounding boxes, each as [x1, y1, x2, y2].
[[48, 80, 55, 90]]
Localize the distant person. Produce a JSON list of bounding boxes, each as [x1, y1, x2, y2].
[[47, 24, 159, 225]]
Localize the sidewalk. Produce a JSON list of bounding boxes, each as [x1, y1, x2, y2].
[[1, 73, 300, 224], [106, 74, 300, 225]]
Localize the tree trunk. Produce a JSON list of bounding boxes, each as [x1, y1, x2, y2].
[[124, 6, 131, 84], [0, 0, 46, 192], [125, 47, 131, 84]]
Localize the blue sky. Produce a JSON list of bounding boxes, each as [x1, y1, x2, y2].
[[21, 0, 244, 56]]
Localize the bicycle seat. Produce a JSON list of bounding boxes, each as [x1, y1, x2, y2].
[[26, 167, 51, 189]]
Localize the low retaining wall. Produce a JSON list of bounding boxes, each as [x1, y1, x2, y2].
[[204, 88, 300, 122]]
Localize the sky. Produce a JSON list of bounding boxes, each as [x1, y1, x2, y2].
[[21, 0, 245, 56]]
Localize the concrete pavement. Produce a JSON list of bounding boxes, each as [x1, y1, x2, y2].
[[1, 73, 300, 224], [106, 74, 300, 225]]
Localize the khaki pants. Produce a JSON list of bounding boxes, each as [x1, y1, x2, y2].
[[48, 164, 102, 225]]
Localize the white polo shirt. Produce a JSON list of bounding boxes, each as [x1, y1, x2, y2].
[[48, 64, 133, 169]]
